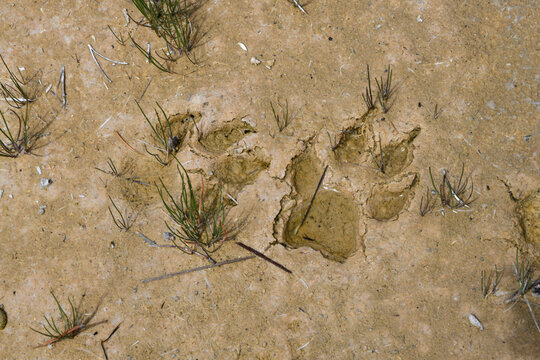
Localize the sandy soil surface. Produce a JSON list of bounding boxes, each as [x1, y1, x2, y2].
[[0, 0, 539, 359]]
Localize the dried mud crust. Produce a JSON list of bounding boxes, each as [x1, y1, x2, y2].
[[378, 126, 420, 177]]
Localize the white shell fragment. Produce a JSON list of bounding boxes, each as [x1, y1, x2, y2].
[[250, 57, 261, 65], [237, 42, 247, 51], [469, 314, 484, 330]]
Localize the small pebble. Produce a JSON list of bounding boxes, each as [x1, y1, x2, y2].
[[36, 166, 42, 174], [173, 296, 179, 301], [40, 178, 53, 188], [532, 283, 540, 298], [469, 314, 484, 330], [133, 288, 137, 294], [250, 57, 261, 65], [38, 205, 46, 215], [0, 305, 7, 330], [163, 232, 174, 240]]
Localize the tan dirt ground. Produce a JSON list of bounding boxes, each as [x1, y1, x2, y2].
[[0, 0, 539, 359]]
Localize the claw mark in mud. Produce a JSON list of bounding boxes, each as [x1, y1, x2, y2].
[[333, 122, 369, 165], [198, 118, 255, 153], [377, 126, 420, 177], [516, 188, 540, 262], [367, 173, 418, 221], [213, 147, 270, 188]]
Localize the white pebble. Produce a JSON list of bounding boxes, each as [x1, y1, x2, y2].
[[36, 166, 42, 175], [469, 314, 484, 330], [40, 178, 53, 188], [250, 57, 261, 65]]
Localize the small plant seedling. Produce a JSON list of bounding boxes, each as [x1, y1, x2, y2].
[[157, 158, 226, 263], [270, 100, 292, 132], [0, 54, 35, 108], [375, 65, 393, 113], [419, 188, 436, 216], [108, 196, 134, 231], [130, 0, 200, 64], [0, 104, 39, 158], [327, 130, 343, 152], [481, 265, 503, 298], [95, 158, 149, 186], [504, 250, 540, 333], [107, 25, 126, 46], [433, 103, 443, 119], [130, 35, 173, 73], [368, 134, 385, 173], [96, 158, 123, 177], [136, 100, 178, 165], [362, 64, 375, 111], [429, 164, 474, 210], [30, 292, 84, 347]]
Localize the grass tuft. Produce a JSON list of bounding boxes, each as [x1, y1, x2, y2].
[[0, 54, 35, 108], [504, 250, 540, 333], [481, 265, 503, 298], [30, 292, 84, 347], [270, 100, 292, 132], [375, 65, 393, 113], [108, 196, 134, 231], [130, 0, 200, 65], [362, 64, 375, 111], [0, 103, 39, 157], [428, 164, 474, 210], [156, 158, 226, 263], [136, 100, 178, 165], [419, 188, 436, 216]]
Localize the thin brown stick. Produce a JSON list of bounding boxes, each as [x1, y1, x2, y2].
[[35, 325, 81, 348], [236, 242, 292, 274], [141, 256, 255, 283], [115, 130, 144, 155], [296, 165, 329, 234], [101, 323, 121, 360]]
